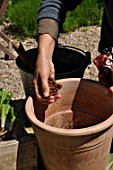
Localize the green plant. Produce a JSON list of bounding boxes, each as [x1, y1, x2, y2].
[[5, 0, 104, 36], [0, 89, 16, 133], [7, 0, 40, 37], [63, 0, 104, 32]]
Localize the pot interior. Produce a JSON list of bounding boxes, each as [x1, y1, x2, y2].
[[33, 79, 113, 130]]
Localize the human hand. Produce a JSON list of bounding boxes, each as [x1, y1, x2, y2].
[[33, 59, 62, 104], [33, 34, 62, 104]]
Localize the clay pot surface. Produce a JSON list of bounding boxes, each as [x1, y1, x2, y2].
[[26, 78, 113, 170]]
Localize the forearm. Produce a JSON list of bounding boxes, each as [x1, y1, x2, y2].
[[37, 34, 55, 62], [34, 33, 60, 102]]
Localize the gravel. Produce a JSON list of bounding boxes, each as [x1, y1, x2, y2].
[[0, 25, 100, 99]]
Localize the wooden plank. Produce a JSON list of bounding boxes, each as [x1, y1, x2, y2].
[[0, 121, 38, 170], [0, 31, 12, 44], [0, 136, 38, 170], [0, 43, 16, 59], [0, 99, 38, 170], [0, 140, 19, 170], [17, 138, 38, 170]]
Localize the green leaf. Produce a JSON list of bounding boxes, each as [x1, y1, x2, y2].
[[1, 104, 10, 130]]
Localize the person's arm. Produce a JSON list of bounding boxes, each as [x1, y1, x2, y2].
[[33, 33, 63, 104], [33, 0, 68, 104], [34, 0, 84, 104]]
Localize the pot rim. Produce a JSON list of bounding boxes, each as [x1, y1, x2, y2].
[[26, 96, 113, 136]]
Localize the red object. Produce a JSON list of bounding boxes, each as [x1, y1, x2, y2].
[[93, 53, 113, 87], [93, 53, 110, 70]]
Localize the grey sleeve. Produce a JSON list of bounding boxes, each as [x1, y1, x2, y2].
[[37, 0, 83, 40], [38, 0, 68, 26], [38, 18, 59, 40]]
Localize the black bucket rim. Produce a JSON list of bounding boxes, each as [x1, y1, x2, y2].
[[53, 45, 91, 78], [16, 45, 91, 78]]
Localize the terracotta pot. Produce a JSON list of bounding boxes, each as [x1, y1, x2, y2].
[[25, 78, 113, 170]]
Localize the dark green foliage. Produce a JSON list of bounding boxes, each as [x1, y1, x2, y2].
[[63, 0, 104, 31], [7, 0, 40, 37], [5, 0, 103, 36], [11, 0, 23, 5]]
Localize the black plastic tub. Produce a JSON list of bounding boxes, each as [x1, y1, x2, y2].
[[16, 45, 91, 79]]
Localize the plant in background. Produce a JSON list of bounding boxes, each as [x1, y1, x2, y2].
[[4, 0, 103, 36], [7, 0, 40, 37], [63, 0, 104, 32]]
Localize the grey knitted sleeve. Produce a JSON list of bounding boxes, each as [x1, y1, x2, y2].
[[38, 18, 59, 40], [37, 0, 68, 40], [38, 0, 68, 25], [37, 0, 83, 40]]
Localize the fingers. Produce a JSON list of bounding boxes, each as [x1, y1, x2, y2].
[[37, 88, 62, 105], [33, 78, 41, 99], [41, 78, 50, 98], [36, 94, 62, 105], [33, 77, 49, 101], [33, 77, 62, 104]]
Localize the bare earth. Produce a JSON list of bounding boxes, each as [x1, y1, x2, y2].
[[0, 26, 100, 99]]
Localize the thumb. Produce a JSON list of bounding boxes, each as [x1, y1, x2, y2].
[[41, 78, 50, 98]]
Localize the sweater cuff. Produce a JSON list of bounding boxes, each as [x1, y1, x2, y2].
[[37, 18, 59, 41]]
